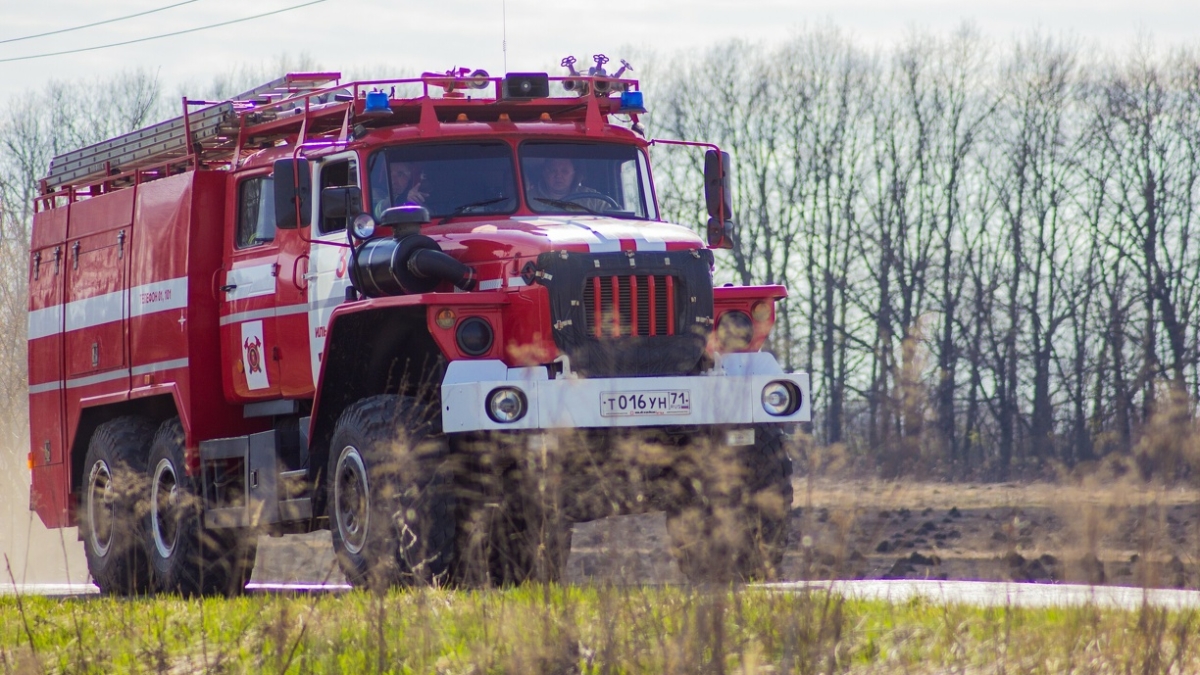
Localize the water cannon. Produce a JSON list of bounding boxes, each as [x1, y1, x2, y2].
[[560, 55, 589, 96], [590, 54, 613, 95], [422, 67, 491, 97]]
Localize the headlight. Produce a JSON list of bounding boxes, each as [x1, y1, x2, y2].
[[761, 381, 801, 416], [351, 213, 376, 239], [716, 310, 753, 352], [456, 317, 494, 356], [486, 387, 527, 423]]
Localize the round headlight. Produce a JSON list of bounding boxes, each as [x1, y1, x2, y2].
[[487, 387, 527, 423], [456, 317, 494, 356], [761, 380, 800, 416], [351, 213, 376, 239], [716, 310, 753, 352]]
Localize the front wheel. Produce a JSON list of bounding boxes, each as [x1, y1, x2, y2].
[[666, 425, 794, 582], [327, 395, 455, 590], [144, 418, 256, 596]]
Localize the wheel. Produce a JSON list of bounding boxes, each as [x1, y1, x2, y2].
[[80, 416, 156, 596], [666, 425, 793, 582], [327, 395, 455, 590], [144, 418, 257, 596], [450, 436, 572, 587]]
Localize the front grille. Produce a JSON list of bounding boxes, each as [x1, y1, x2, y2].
[[584, 274, 678, 337], [535, 249, 714, 377]]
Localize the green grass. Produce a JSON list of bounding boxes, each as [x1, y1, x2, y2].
[[2, 585, 1198, 674]]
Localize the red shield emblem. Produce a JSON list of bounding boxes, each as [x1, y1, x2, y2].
[[243, 335, 263, 374]]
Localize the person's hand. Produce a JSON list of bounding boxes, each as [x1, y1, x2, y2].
[[406, 180, 428, 204]]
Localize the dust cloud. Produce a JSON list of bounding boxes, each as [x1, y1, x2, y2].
[[0, 429, 89, 586]]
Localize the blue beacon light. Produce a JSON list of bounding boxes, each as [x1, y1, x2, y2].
[[363, 90, 392, 115], [619, 90, 646, 114]]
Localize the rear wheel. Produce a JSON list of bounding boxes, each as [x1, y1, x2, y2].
[[144, 418, 257, 596], [80, 417, 156, 596], [327, 395, 456, 590], [666, 425, 793, 582]]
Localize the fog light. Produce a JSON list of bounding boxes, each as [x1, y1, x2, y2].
[[751, 301, 772, 323], [761, 381, 800, 416], [487, 387, 527, 423], [716, 310, 753, 352], [456, 316, 493, 356]]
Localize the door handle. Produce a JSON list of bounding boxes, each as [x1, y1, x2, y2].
[[220, 284, 237, 293]]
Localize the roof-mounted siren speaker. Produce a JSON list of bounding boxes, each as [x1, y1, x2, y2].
[[502, 73, 550, 99]]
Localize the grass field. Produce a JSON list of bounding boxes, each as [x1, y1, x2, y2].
[[3, 583, 1199, 674]]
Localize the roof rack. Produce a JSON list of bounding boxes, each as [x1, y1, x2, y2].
[[43, 72, 343, 191], [41, 70, 643, 196]]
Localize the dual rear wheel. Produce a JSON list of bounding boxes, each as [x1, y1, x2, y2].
[[80, 416, 256, 597]]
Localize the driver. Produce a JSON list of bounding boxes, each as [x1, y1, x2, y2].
[[374, 161, 429, 218], [389, 161, 428, 206], [526, 158, 610, 213]]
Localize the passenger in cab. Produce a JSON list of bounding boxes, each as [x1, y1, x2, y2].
[[526, 158, 609, 213]]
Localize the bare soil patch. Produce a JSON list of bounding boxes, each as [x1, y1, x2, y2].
[[253, 477, 1200, 589]]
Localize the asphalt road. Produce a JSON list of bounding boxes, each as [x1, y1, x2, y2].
[[7, 578, 1200, 613]]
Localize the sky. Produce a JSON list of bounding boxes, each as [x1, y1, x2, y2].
[[2, 0, 1200, 103]]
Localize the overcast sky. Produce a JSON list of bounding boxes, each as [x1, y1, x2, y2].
[[1, 0, 1198, 103]]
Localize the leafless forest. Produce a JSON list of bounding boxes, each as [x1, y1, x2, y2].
[[4, 31, 1200, 489], [651, 28, 1200, 480]]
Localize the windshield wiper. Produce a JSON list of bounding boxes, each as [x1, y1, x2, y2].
[[529, 197, 601, 215], [438, 196, 513, 225]]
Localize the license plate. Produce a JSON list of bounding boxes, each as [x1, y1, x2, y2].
[[600, 390, 691, 417]]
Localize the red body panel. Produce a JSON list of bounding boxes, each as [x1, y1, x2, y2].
[[29, 172, 264, 528]]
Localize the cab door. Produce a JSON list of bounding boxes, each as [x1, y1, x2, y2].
[[220, 171, 283, 400], [306, 152, 359, 385]]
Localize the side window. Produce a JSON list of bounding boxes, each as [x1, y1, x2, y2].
[[319, 158, 358, 234], [619, 160, 639, 212], [237, 176, 276, 249]]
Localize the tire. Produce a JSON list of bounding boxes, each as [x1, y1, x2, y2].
[[80, 416, 156, 596], [451, 436, 572, 587], [144, 418, 257, 596], [327, 395, 455, 590], [666, 425, 793, 582]]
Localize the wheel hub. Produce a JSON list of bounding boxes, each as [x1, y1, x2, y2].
[[334, 445, 370, 555], [86, 460, 115, 557], [151, 457, 181, 559]]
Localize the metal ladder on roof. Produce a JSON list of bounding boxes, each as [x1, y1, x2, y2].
[[44, 72, 342, 191]]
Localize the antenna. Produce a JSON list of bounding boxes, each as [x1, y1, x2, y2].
[[502, 0, 508, 73]]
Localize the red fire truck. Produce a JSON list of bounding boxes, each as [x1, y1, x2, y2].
[[27, 59, 810, 595]]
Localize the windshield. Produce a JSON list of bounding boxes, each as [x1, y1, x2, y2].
[[520, 142, 654, 219], [367, 142, 517, 219]]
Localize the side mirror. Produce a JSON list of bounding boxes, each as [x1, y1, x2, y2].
[[704, 150, 735, 249], [321, 186, 362, 220], [706, 218, 735, 250], [273, 158, 312, 230]]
